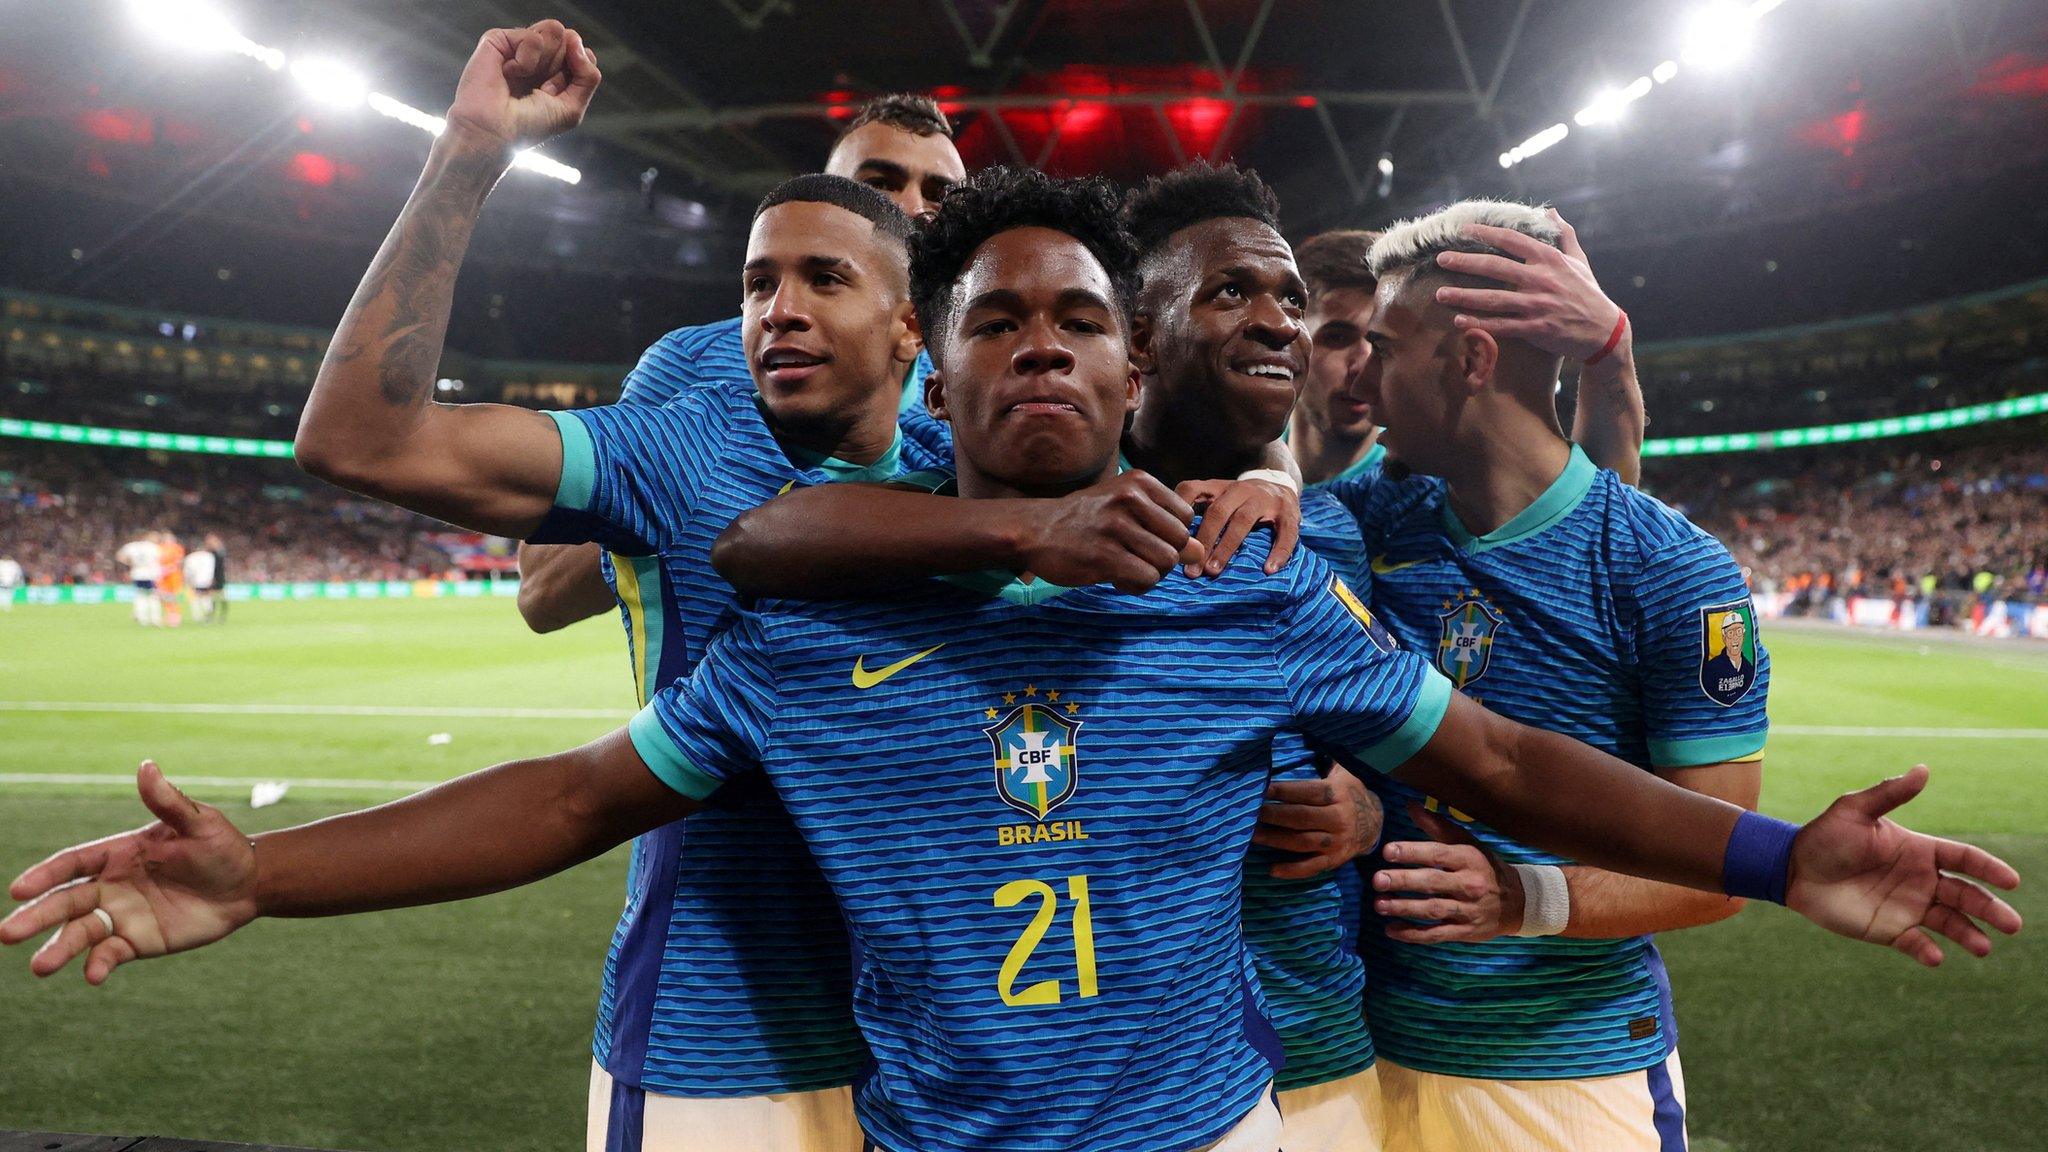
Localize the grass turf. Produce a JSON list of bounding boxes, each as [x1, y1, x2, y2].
[[0, 601, 2042, 1149]]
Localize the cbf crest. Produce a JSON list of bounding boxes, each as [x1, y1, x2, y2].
[[1436, 592, 1506, 689], [1698, 599, 1760, 707], [985, 699, 1082, 821]]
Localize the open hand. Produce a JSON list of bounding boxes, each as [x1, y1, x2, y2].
[[1374, 806, 1523, 943], [1, 762, 259, 984], [1432, 210, 1623, 363], [1173, 478, 1301, 577], [1788, 765, 2022, 967], [445, 19, 602, 154], [1252, 762, 1383, 880]]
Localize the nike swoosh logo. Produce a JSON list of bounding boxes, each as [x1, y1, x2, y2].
[[1370, 555, 1427, 575], [851, 644, 946, 689]]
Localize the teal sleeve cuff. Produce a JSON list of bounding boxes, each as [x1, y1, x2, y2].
[[544, 410, 597, 511], [1355, 666, 1454, 774], [628, 706, 725, 800], [1648, 729, 1768, 768]]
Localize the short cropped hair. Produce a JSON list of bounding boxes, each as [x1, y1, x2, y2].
[[1120, 160, 1282, 253], [1367, 200, 1560, 286], [909, 166, 1141, 362], [840, 93, 954, 141], [754, 174, 915, 248], [1294, 229, 1380, 297]]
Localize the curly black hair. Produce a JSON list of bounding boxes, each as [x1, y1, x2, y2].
[[909, 166, 1141, 363], [839, 93, 955, 141], [754, 174, 914, 248], [1120, 160, 1282, 253], [1294, 229, 1380, 297]]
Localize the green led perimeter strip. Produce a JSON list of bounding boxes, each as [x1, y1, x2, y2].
[[4, 391, 2047, 460]]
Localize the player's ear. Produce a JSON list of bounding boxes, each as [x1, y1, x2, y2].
[[1452, 325, 1498, 394], [1123, 359, 1142, 415], [925, 367, 949, 422], [892, 298, 923, 367], [1129, 311, 1157, 378]]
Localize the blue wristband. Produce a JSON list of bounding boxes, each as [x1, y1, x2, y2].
[[1723, 810, 1800, 904]]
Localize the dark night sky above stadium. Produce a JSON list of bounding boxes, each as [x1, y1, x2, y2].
[[2, 0, 2045, 361]]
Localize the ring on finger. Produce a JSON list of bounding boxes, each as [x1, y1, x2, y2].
[[91, 907, 115, 936]]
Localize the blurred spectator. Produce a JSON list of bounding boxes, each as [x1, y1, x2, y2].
[[1, 443, 470, 584]]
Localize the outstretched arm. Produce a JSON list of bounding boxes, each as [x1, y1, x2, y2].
[[713, 471, 1206, 598], [294, 21, 602, 537], [1375, 760, 1759, 943], [1396, 694, 2021, 965], [1, 732, 694, 984], [1433, 210, 1644, 484], [516, 542, 616, 633]]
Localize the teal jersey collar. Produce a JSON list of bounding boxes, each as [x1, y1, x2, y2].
[[1329, 442, 1386, 486], [939, 569, 1075, 606], [759, 395, 904, 484], [1441, 444, 1595, 553]]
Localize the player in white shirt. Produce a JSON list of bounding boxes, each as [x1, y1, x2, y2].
[[0, 556, 22, 611], [114, 533, 163, 627], [184, 540, 220, 625]]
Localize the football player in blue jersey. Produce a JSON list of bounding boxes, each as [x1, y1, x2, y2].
[[1342, 201, 1785, 1152], [11, 167, 2022, 1152], [1288, 230, 1388, 488], [272, 20, 984, 1150], [515, 92, 968, 632]]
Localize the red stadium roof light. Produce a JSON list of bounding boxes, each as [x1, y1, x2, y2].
[[285, 151, 338, 187]]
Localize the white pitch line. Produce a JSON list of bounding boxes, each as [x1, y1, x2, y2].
[[1773, 725, 2048, 739], [0, 701, 632, 720], [0, 773, 438, 791]]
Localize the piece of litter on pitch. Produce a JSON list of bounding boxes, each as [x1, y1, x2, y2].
[[250, 781, 290, 809], [428, 732, 453, 746]]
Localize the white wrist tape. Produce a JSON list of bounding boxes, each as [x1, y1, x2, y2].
[[1510, 863, 1570, 937], [1236, 467, 1300, 495]]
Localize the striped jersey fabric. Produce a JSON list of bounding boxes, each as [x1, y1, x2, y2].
[[631, 536, 1453, 1152], [529, 381, 949, 1097], [1338, 445, 1770, 1079]]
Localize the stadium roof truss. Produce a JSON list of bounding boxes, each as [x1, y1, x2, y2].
[[566, 0, 1538, 207]]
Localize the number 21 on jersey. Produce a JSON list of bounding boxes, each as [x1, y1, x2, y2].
[[995, 874, 1098, 1007]]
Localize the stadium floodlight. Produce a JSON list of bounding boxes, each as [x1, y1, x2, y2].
[[1653, 60, 1680, 84], [512, 149, 583, 185], [1681, 3, 1758, 71], [1572, 77, 1654, 127], [126, 0, 284, 69], [367, 93, 447, 137], [1499, 122, 1570, 168], [290, 58, 369, 110]]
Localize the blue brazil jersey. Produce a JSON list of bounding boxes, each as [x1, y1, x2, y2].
[[1343, 445, 1770, 1080], [529, 383, 948, 1096], [632, 536, 1452, 1152]]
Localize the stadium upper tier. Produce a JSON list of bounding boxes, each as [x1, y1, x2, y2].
[[7, 277, 2047, 442]]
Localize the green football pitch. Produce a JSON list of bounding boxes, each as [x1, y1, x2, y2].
[[1, 599, 2042, 1150]]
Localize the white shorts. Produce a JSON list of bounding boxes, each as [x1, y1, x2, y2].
[[1378, 1051, 1687, 1152], [587, 1060, 862, 1152], [1278, 1064, 1387, 1152], [858, 1083, 1283, 1152]]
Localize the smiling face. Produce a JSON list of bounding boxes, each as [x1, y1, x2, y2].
[[740, 200, 916, 436], [825, 121, 968, 224], [927, 226, 1135, 498], [1133, 216, 1308, 451], [1299, 284, 1379, 442]]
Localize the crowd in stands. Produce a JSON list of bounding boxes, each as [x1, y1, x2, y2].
[[0, 444, 469, 585], [1654, 430, 2048, 618]]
